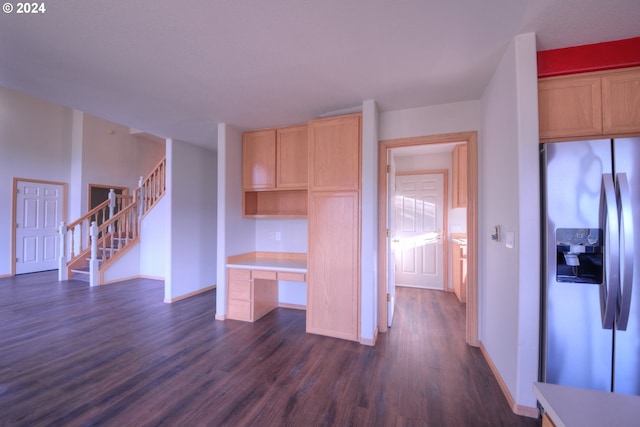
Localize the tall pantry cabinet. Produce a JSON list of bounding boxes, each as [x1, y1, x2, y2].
[[306, 114, 362, 341]]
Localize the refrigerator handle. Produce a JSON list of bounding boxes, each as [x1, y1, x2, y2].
[[600, 174, 619, 330], [616, 173, 633, 331]]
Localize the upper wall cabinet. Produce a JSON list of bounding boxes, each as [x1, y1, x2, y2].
[[602, 69, 640, 135], [242, 125, 308, 218], [277, 125, 308, 189], [308, 114, 361, 191], [243, 129, 277, 190], [452, 143, 467, 208], [538, 66, 640, 140]]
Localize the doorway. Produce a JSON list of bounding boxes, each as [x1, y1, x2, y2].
[[378, 131, 478, 346], [393, 171, 447, 290], [12, 178, 67, 275]]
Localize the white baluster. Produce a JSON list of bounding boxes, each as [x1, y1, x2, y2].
[[108, 189, 116, 234], [89, 221, 99, 287], [138, 176, 145, 218], [58, 221, 68, 281]]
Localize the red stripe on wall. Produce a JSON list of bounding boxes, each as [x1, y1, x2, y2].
[[537, 37, 640, 78]]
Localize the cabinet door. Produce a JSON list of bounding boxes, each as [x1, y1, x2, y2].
[[308, 114, 361, 191], [277, 125, 308, 189], [538, 75, 602, 139], [452, 144, 467, 208], [602, 68, 640, 134], [227, 269, 252, 321], [242, 129, 276, 190], [307, 191, 360, 341]]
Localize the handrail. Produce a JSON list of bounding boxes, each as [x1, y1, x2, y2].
[[67, 199, 109, 231], [138, 157, 166, 217]]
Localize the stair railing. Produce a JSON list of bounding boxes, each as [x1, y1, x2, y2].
[[137, 157, 166, 219], [88, 200, 140, 285], [58, 190, 133, 281], [59, 156, 166, 285]]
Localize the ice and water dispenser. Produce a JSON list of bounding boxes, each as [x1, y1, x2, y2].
[[556, 228, 603, 284]]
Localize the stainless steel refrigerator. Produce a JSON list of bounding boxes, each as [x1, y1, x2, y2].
[[540, 138, 640, 395]]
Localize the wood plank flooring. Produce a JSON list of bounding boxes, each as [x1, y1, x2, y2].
[[0, 272, 540, 426]]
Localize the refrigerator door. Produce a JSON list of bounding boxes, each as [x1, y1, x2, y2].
[[542, 139, 614, 392], [612, 138, 640, 395]]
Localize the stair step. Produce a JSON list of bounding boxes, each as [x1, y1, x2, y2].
[[70, 268, 90, 282]]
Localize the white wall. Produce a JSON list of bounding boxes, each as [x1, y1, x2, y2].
[[480, 32, 540, 409], [254, 219, 307, 252], [379, 100, 482, 141], [255, 218, 308, 306], [361, 99, 379, 342], [165, 139, 217, 301], [0, 85, 73, 276], [78, 113, 165, 213], [216, 124, 255, 318], [140, 195, 167, 278]]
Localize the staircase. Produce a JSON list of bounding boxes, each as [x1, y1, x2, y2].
[[59, 157, 166, 286]]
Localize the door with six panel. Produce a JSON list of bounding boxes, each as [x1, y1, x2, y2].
[[15, 180, 65, 274]]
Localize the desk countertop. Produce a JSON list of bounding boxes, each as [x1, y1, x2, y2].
[[534, 382, 640, 427], [227, 252, 307, 273]]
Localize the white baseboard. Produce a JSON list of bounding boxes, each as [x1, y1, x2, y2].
[[479, 341, 539, 418]]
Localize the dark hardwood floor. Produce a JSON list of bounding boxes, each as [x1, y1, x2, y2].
[[0, 272, 540, 426]]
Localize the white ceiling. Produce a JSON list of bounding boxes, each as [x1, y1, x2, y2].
[[1, 0, 639, 150]]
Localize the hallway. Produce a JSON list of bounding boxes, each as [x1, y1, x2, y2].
[[0, 272, 539, 426]]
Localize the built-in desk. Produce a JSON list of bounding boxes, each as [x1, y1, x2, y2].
[[226, 252, 307, 322]]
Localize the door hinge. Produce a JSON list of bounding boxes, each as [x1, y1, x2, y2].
[[386, 229, 391, 237], [15, 223, 19, 228], [386, 164, 391, 173], [387, 293, 391, 302]]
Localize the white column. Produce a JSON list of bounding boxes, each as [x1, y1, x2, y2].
[[58, 221, 68, 281], [89, 221, 100, 287]]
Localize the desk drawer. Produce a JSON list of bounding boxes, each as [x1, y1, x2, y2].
[[252, 270, 277, 280], [228, 299, 252, 321], [229, 279, 251, 300], [229, 268, 251, 280], [278, 271, 306, 282]]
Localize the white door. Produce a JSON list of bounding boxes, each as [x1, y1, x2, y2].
[[387, 158, 397, 327], [394, 173, 445, 289], [15, 180, 64, 274]]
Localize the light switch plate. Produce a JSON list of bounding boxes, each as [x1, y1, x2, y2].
[[506, 231, 515, 249]]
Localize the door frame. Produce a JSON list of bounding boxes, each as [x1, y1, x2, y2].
[[11, 177, 68, 276], [378, 131, 479, 346], [87, 183, 128, 211], [393, 170, 449, 291]]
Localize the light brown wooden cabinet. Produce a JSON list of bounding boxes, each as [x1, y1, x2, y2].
[[227, 268, 254, 321], [227, 266, 305, 322], [306, 114, 361, 342], [277, 125, 308, 188], [451, 237, 467, 303], [602, 68, 640, 134], [452, 144, 467, 208], [538, 66, 640, 140], [242, 125, 308, 217], [242, 129, 276, 190], [308, 114, 361, 191]]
